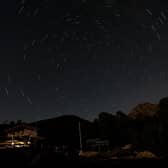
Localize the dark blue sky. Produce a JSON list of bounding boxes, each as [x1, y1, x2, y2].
[[0, 0, 168, 122]]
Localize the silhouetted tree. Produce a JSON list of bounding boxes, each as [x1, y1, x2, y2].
[[9, 121, 15, 127], [16, 120, 23, 125], [157, 97, 168, 154], [158, 97, 168, 120]]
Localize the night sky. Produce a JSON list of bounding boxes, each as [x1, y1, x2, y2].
[[1, 0, 168, 122]]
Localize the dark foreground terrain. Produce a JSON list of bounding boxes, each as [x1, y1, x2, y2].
[[0, 148, 163, 167]]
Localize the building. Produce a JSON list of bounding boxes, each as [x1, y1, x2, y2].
[[6, 124, 38, 138], [86, 138, 109, 152], [0, 124, 39, 148]]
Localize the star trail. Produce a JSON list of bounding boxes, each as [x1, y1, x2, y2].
[[0, 0, 168, 122]]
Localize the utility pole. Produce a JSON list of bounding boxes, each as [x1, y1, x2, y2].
[[79, 121, 83, 153]]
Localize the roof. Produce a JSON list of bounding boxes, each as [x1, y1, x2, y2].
[[6, 124, 37, 133]]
